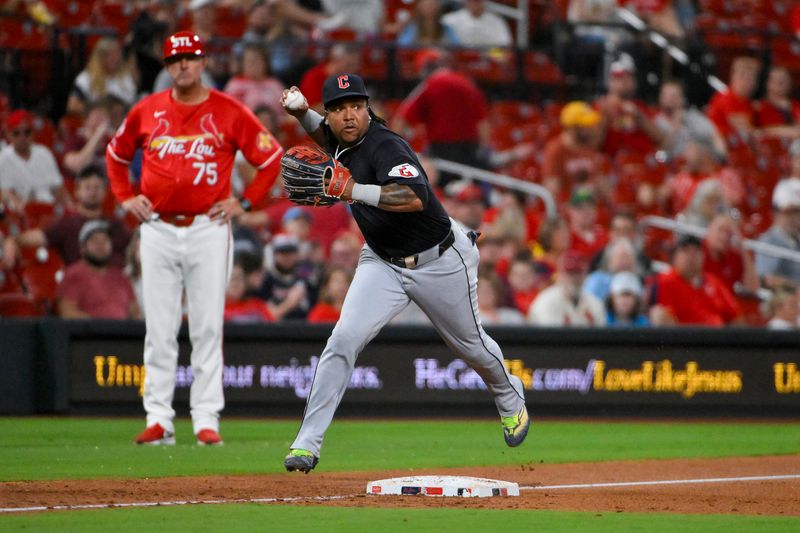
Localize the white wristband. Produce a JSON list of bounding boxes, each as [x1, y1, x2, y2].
[[351, 183, 381, 206], [299, 109, 324, 134]]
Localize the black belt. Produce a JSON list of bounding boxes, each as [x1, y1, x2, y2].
[[383, 229, 455, 269]]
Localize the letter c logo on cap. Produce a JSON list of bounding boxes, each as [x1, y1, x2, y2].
[[337, 75, 350, 89]]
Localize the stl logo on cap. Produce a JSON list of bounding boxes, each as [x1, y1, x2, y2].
[[163, 31, 205, 61]]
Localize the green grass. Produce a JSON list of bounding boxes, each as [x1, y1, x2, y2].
[[0, 417, 798, 481], [1, 506, 799, 532]]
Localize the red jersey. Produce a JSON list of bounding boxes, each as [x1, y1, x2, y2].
[[512, 289, 539, 315], [669, 169, 744, 214], [541, 136, 610, 203], [395, 68, 488, 143], [755, 99, 800, 127], [307, 302, 341, 323], [224, 298, 274, 323], [707, 89, 754, 140], [595, 98, 656, 156], [569, 226, 609, 260], [106, 89, 283, 215], [703, 245, 745, 294], [654, 269, 739, 326]]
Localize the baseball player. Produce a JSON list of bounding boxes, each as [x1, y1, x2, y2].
[[105, 31, 283, 445], [280, 74, 528, 473]]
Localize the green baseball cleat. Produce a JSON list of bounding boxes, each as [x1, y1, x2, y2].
[[501, 405, 530, 447], [284, 449, 319, 473]]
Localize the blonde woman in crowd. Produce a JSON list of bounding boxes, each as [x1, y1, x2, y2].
[[67, 37, 138, 115]]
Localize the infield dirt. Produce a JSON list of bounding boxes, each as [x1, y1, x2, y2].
[[3, 455, 798, 515]]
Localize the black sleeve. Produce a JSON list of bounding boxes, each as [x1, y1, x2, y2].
[[372, 137, 428, 188]]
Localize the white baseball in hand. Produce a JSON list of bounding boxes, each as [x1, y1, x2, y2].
[[284, 90, 307, 111]]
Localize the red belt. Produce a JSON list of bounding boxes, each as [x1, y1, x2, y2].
[[159, 214, 197, 227]]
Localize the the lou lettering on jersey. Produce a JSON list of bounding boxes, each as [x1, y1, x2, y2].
[[147, 113, 223, 161]]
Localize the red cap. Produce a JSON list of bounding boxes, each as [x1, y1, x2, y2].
[[6, 109, 32, 131], [163, 31, 205, 61], [456, 183, 484, 203]]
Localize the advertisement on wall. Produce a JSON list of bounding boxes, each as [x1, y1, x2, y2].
[[68, 328, 800, 409]]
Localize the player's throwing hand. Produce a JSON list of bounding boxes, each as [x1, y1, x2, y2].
[[281, 87, 309, 117]]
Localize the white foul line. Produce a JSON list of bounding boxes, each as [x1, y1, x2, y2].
[[521, 473, 800, 491], [3, 474, 799, 513], [0, 493, 359, 514]]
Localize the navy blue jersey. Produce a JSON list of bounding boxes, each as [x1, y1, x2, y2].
[[324, 120, 451, 258]]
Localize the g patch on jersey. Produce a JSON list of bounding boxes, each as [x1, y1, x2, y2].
[[388, 163, 420, 179]]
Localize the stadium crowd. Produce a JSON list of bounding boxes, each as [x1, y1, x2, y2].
[[1, 0, 800, 329]]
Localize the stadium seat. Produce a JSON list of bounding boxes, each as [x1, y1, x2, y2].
[[19, 246, 63, 307], [95, 2, 142, 38], [213, 6, 247, 39], [48, 0, 95, 28], [360, 47, 389, 81], [0, 268, 23, 295], [454, 49, 517, 84], [491, 101, 542, 125], [523, 51, 564, 85], [771, 39, 800, 74], [0, 18, 54, 51], [0, 292, 46, 317], [22, 203, 58, 230], [31, 114, 57, 149]]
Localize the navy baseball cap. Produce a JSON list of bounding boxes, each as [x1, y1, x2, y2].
[[322, 73, 369, 109]]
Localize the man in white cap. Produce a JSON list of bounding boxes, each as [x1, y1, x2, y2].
[[756, 176, 800, 289]]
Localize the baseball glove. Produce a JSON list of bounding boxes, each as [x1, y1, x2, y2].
[[280, 145, 341, 206]]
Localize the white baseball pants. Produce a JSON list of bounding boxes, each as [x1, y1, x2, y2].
[[291, 220, 526, 456], [139, 216, 232, 435]]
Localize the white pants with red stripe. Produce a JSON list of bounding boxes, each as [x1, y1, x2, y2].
[[139, 215, 232, 435]]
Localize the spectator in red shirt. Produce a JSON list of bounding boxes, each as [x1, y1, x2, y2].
[[445, 181, 485, 231], [755, 66, 800, 141], [57, 220, 140, 319], [595, 54, 664, 157], [223, 42, 286, 116], [567, 187, 608, 260], [393, 49, 489, 186], [541, 101, 610, 204], [650, 234, 740, 326], [703, 214, 759, 295], [665, 137, 744, 220], [507, 253, 547, 315], [707, 56, 760, 145], [224, 261, 275, 323], [307, 266, 352, 323], [482, 188, 540, 249], [298, 43, 361, 112], [478, 270, 525, 325], [791, 4, 800, 38], [13, 166, 131, 267], [61, 96, 120, 178]]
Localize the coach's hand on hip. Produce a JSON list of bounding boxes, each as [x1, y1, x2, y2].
[[122, 195, 154, 222], [208, 197, 245, 224]]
